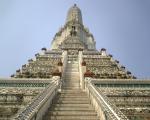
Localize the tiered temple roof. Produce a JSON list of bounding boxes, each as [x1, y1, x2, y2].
[[12, 49, 62, 78], [83, 49, 135, 79]]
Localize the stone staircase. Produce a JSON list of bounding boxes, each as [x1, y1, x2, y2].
[[63, 62, 80, 89], [43, 61, 99, 120]]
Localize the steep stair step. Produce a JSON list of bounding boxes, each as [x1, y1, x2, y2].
[[53, 103, 91, 107], [56, 97, 88, 101], [55, 100, 90, 104], [47, 116, 99, 120], [51, 107, 94, 111], [48, 111, 97, 116], [62, 87, 81, 89], [43, 61, 99, 120]]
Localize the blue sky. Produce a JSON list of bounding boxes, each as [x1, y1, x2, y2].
[[0, 0, 150, 78]]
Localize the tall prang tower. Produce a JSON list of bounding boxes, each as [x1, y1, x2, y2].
[[0, 4, 150, 120], [13, 4, 134, 80], [51, 4, 96, 50]]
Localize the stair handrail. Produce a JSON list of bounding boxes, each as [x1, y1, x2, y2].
[[14, 76, 60, 120], [85, 78, 129, 120], [62, 50, 68, 81], [78, 51, 82, 88], [78, 50, 86, 89]]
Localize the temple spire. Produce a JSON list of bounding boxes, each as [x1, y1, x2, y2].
[[66, 4, 83, 24]]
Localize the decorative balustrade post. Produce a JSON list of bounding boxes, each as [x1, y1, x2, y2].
[[62, 50, 68, 86], [40, 47, 47, 55], [78, 50, 86, 89], [81, 61, 86, 89], [52, 76, 61, 94], [84, 77, 91, 91], [100, 48, 107, 56], [58, 61, 63, 73], [52, 70, 62, 93], [52, 76, 60, 86]]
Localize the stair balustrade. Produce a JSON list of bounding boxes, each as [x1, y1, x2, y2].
[[85, 78, 129, 120], [14, 77, 60, 120]]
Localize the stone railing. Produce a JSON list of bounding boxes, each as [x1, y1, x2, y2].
[[13, 76, 60, 120], [61, 50, 68, 82], [83, 50, 100, 55], [91, 79, 150, 87], [85, 78, 129, 120], [45, 50, 62, 55], [92, 78, 150, 82], [78, 51, 83, 88], [0, 78, 52, 87], [0, 77, 53, 82]]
